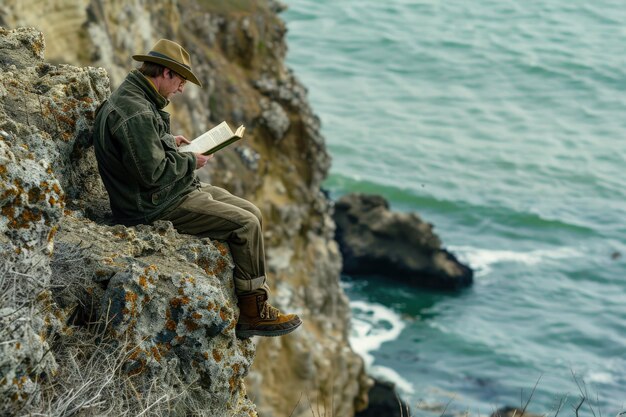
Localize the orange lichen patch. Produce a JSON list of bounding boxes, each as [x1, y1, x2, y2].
[[128, 347, 143, 361], [32, 36, 44, 56], [196, 257, 212, 274], [55, 112, 76, 128], [151, 346, 162, 362], [27, 187, 42, 202], [212, 349, 222, 362], [219, 307, 228, 322], [197, 257, 228, 276], [178, 287, 185, 295], [4, 207, 43, 229], [0, 187, 18, 201], [165, 319, 177, 331], [20, 208, 43, 226], [125, 291, 139, 316], [0, 164, 7, 175], [1, 205, 15, 219], [184, 318, 200, 332], [170, 296, 190, 308], [205, 302, 216, 311], [225, 320, 236, 332], [138, 275, 147, 289], [192, 312, 203, 320], [215, 242, 229, 256], [125, 291, 138, 303], [144, 265, 157, 274], [15, 342, 20, 350], [229, 363, 242, 392], [128, 358, 147, 377]]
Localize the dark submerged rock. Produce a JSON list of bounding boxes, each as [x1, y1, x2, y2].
[[355, 378, 410, 417], [333, 193, 473, 290]]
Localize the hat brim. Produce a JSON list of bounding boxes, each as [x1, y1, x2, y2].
[[133, 54, 202, 87]]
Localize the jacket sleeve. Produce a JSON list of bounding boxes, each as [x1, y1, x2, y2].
[[119, 111, 196, 188]]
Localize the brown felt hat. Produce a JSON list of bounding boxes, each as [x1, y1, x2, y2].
[[132, 39, 202, 86]]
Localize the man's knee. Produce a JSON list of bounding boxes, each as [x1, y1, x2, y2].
[[250, 204, 262, 226], [240, 210, 261, 234]]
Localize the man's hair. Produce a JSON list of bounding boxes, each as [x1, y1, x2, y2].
[[138, 61, 167, 78]]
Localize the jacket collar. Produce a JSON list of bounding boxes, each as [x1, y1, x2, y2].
[[127, 69, 169, 109]]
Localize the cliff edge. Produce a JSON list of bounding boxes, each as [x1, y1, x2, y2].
[[0, 1, 369, 414]]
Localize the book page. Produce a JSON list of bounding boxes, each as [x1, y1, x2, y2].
[[179, 121, 235, 154]]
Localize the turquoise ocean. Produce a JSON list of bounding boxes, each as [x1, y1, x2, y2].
[[283, 0, 626, 414]]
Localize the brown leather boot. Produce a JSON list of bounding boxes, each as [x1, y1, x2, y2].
[[235, 290, 302, 338]]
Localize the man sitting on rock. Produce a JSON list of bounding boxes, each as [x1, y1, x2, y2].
[[92, 39, 301, 338]]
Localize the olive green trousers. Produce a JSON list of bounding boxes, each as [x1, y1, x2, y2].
[[162, 183, 266, 292]]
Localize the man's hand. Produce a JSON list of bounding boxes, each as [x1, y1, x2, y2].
[[195, 153, 213, 169], [175, 135, 191, 146]]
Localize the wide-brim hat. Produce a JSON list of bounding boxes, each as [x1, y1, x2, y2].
[[132, 39, 202, 87]]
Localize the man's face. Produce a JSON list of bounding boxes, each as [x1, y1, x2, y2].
[[160, 69, 187, 99]]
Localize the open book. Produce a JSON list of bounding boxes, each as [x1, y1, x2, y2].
[[178, 121, 245, 155]]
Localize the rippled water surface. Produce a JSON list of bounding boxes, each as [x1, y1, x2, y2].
[[284, 0, 626, 413]]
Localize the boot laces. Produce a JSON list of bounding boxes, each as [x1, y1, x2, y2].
[[259, 301, 280, 320]]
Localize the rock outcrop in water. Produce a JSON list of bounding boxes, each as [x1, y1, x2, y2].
[[0, 1, 370, 412], [333, 193, 473, 290]]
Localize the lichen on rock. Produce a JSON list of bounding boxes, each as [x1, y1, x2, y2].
[[1, 1, 372, 413], [0, 26, 257, 416]]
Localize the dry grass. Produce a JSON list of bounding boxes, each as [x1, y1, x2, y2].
[[0, 243, 209, 417]]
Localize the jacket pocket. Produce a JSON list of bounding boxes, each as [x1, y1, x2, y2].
[[150, 183, 175, 206], [161, 133, 178, 151]]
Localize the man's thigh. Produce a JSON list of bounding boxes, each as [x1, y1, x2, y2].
[[164, 188, 256, 239], [199, 183, 261, 221]]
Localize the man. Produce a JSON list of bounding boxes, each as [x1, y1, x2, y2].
[[92, 39, 301, 338]]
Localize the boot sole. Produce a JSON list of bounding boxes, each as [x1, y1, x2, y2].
[[236, 319, 302, 339]]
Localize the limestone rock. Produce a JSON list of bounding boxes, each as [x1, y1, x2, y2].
[[56, 215, 257, 415], [0, 26, 256, 416], [1, 4, 369, 414], [334, 193, 473, 290]]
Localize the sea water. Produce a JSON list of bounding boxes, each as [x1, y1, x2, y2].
[[283, 0, 626, 414]]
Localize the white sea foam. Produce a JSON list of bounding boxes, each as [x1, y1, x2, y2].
[[586, 371, 615, 384], [349, 300, 415, 394], [450, 246, 581, 277]]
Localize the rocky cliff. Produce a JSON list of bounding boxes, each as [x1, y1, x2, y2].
[[0, 1, 369, 416]]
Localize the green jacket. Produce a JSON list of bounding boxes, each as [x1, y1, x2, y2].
[[93, 70, 198, 225]]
